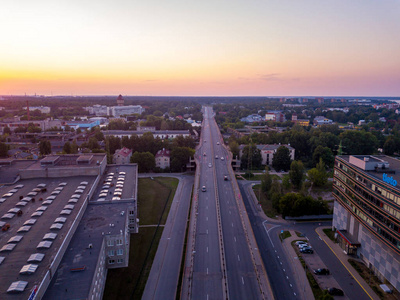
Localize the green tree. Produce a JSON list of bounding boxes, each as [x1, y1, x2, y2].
[[313, 145, 335, 167], [339, 130, 378, 155], [171, 147, 195, 172], [272, 146, 291, 172], [241, 144, 262, 170], [39, 140, 52, 156], [0, 142, 9, 157], [261, 169, 272, 193], [130, 151, 155, 172], [88, 137, 100, 150], [289, 160, 304, 189], [229, 140, 240, 158], [3, 127, 11, 135], [308, 159, 328, 187], [383, 136, 400, 155], [71, 140, 79, 154], [63, 141, 72, 154]]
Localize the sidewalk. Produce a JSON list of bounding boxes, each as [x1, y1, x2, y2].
[[315, 227, 380, 300], [282, 230, 315, 300]]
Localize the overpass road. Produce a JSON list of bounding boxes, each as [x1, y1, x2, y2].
[[182, 107, 273, 300]]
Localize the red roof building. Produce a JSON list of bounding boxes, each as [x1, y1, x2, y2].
[[155, 148, 170, 169], [113, 147, 132, 164]]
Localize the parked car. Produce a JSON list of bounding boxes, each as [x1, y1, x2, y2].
[[295, 241, 308, 246], [300, 248, 314, 254], [327, 288, 344, 296], [298, 243, 310, 249], [314, 268, 330, 275]]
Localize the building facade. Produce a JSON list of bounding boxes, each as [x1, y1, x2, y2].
[[155, 148, 170, 169], [333, 155, 400, 292], [265, 110, 285, 122], [108, 105, 145, 117], [238, 144, 295, 166], [113, 147, 132, 164]]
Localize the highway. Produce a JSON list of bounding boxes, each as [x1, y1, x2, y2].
[[183, 107, 272, 300]]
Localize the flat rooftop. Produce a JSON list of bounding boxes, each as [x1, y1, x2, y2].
[[0, 176, 95, 299], [43, 201, 132, 300], [340, 155, 400, 191]]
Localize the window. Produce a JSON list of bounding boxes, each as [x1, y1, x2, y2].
[[109, 259, 115, 264], [117, 249, 123, 255], [107, 240, 114, 247], [108, 250, 115, 256], [116, 239, 123, 246], [117, 258, 124, 263], [129, 210, 134, 215]]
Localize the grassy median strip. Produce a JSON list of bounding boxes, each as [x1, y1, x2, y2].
[[103, 177, 178, 300]]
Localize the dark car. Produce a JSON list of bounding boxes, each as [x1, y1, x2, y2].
[[300, 248, 314, 254], [314, 268, 330, 275], [328, 288, 344, 296]]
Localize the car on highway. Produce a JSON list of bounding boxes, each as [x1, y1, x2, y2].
[[224, 175, 228, 181], [204, 153, 206, 156], [327, 287, 344, 296], [215, 155, 218, 159], [201, 186, 206, 192], [217, 142, 220, 145], [314, 268, 330, 275], [208, 163, 212, 167], [221, 157, 224, 160], [300, 248, 314, 254]]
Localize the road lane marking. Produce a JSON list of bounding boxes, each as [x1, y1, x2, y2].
[[207, 268, 209, 274], [234, 236, 237, 242], [241, 277, 244, 285], [206, 217, 208, 221], [262, 220, 280, 248], [206, 229, 208, 234], [315, 228, 374, 300], [231, 223, 234, 227], [207, 247, 208, 253]]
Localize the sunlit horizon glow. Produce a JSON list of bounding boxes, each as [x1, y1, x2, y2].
[[1, 0, 400, 97]]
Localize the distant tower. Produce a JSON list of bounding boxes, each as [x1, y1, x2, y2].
[[116, 94, 124, 106]]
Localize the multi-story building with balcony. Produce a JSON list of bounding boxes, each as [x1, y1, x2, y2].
[[333, 155, 400, 292]]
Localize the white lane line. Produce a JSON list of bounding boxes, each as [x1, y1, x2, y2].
[[237, 255, 240, 261], [229, 211, 231, 215], [234, 236, 237, 242], [283, 269, 285, 272], [231, 223, 234, 227], [206, 217, 208, 221], [207, 268, 209, 275], [286, 276, 289, 279], [207, 247, 208, 253], [290, 284, 292, 287], [206, 229, 208, 234], [206, 206, 208, 209], [241, 277, 244, 285], [262, 220, 280, 248], [207, 294, 209, 300], [277, 256, 280, 259]]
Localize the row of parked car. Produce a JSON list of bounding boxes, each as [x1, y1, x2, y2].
[[295, 240, 344, 296], [295, 240, 314, 254]]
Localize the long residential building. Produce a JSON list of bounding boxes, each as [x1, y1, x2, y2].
[[103, 130, 191, 140], [333, 155, 400, 292]]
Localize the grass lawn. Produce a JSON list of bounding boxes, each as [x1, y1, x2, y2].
[[253, 184, 278, 218], [103, 177, 179, 300], [280, 230, 291, 240], [323, 228, 336, 242]]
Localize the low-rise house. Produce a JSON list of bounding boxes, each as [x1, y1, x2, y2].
[[155, 148, 170, 169], [113, 147, 132, 164], [313, 116, 333, 126], [239, 144, 295, 166]]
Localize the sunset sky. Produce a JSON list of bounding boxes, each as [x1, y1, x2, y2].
[[1, 0, 400, 97]]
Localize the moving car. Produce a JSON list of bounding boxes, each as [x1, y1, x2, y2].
[[201, 186, 206, 192], [327, 288, 344, 296], [314, 268, 330, 275], [215, 155, 218, 159], [224, 176, 228, 181], [208, 163, 212, 168], [217, 142, 220, 145], [221, 157, 224, 161]]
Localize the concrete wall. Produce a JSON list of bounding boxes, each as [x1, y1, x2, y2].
[[88, 239, 108, 300]]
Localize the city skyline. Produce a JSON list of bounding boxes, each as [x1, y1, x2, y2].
[[1, 0, 400, 96]]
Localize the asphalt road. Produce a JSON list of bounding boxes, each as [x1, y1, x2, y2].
[[239, 181, 300, 300], [189, 107, 263, 300], [142, 175, 194, 300]]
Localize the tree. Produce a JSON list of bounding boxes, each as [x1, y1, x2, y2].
[[308, 158, 328, 187], [171, 147, 195, 172], [71, 140, 79, 154], [88, 137, 100, 150], [63, 141, 72, 154], [0, 142, 9, 157], [272, 146, 291, 172], [339, 130, 378, 155], [3, 127, 11, 135], [240, 144, 262, 170], [39, 140, 52, 156], [229, 140, 240, 158], [261, 169, 272, 193], [130, 151, 155, 173], [383, 136, 400, 155], [289, 160, 304, 189], [313, 145, 335, 168]]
